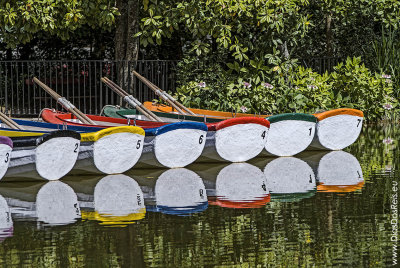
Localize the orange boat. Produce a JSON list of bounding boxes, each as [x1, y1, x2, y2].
[[144, 101, 363, 120], [310, 108, 364, 150], [143, 101, 267, 118]]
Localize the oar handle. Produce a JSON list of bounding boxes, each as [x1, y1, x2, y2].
[[132, 71, 187, 115], [101, 77, 155, 121], [104, 77, 130, 96], [33, 77, 62, 99], [33, 77, 94, 125], [101, 77, 157, 121], [102, 77, 164, 122], [132, 71, 196, 115], [101, 77, 126, 97]]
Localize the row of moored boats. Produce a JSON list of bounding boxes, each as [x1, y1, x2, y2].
[[0, 76, 364, 181]]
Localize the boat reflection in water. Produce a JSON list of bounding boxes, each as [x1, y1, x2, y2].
[[65, 174, 146, 226], [0, 149, 364, 232], [193, 163, 270, 208], [0, 181, 80, 227], [133, 168, 208, 216], [0, 194, 13, 241], [251, 157, 316, 202], [36, 181, 81, 225], [301, 151, 364, 193]]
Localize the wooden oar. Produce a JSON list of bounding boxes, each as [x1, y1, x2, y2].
[[0, 110, 25, 130], [33, 77, 96, 125], [101, 77, 164, 122], [132, 71, 189, 115], [132, 70, 196, 116], [104, 77, 165, 122], [101, 77, 161, 121]]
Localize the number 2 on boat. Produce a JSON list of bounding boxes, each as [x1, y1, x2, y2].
[[74, 143, 79, 153]]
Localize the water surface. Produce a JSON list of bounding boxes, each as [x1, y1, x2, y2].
[[0, 124, 398, 267]]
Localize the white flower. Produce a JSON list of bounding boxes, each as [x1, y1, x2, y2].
[[240, 106, 248, 113], [382, 74, 391, 79], [383, 138, 393, 144], [243, 82, 252, 88], [307, 85, 318, 89], [262, 83, 274, 89], [197, 82, 206, 88], [383, 103, 393, 110]]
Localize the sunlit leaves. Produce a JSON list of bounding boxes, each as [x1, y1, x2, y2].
[[0, 0, 119, 48]]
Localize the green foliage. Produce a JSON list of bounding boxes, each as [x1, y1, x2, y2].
[[138, 0, 400, 61], [138, 0, 310, 66], [296, 0, 400, 58], [370, 28, 400, 100], [141, 0, 399, 121], [329, 57, 396, 120], [174, 57, 398, 121], [0, 0, 119, 48]]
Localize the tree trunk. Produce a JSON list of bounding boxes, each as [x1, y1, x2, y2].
[[326, 12, 333, 56], [6, 49, 12, 60], [115, 0, 140, 96]]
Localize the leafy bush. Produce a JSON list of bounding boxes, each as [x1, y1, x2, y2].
[[329, 57, 396, 120], [174, 57, 398, 121], [370, 29, 400, 100]]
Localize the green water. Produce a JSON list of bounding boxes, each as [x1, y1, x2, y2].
[[0, 124, 398, 267]]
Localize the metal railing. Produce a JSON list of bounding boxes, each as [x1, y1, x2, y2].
[[0, 60, 177, 116], [0, 58, 341, 116]]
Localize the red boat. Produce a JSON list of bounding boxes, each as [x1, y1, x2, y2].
[[41, 108, 165, 128]]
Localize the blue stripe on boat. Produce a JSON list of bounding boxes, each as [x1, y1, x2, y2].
[[9, 119, 208, 137], [144, 122, 208, 136], [13, 119, 104, 132], [146, 202, 208, 216]]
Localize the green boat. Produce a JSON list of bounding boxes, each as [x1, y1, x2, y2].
[[101, 105, 223, 123]]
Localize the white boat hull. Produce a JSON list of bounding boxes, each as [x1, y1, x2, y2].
[[7, 136, 80, 181], [263, 120, 316, 156], [200, 122, 269, 162], [138, 128, 207, 168], [310, 114, 363, 150]]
